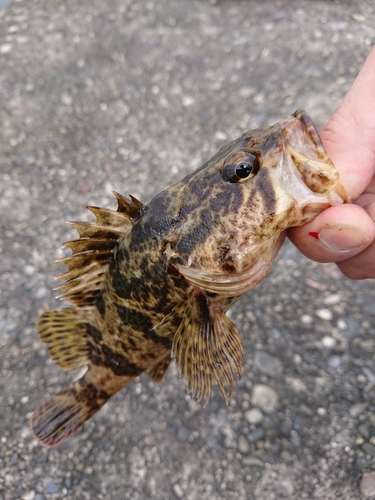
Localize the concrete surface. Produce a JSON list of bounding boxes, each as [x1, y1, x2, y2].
[[1, 0, 375, 499]]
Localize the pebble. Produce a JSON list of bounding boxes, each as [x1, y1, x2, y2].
[[287, 377, 308, 393], [45, 482, 59, 494], [173, 484, 184, 498], [370, 437, 375, 446], [363, 443, 375, 457], [248, 427, 264, 443], [251, 384, 278, 414], [238, 435, 250, 454], [280, 450, 294, 463], [253, 351, 283, 377], [364, 302, 375, 315], [21, 492, 35, 500], [359, 424, 370, 439], [322, 336, 336, 349], [350, 403, 367, 418], [245, 408, 264, 425], [242, 457, 265, 468], [356, 437, 365, 446], [363, 367, 375, 384], [357, 457, 375, 471], [316, 309, 333, 321], [327, 355, 342, 370], [205, 436, 217, 448], [300, 404, 314, 417], [182, 95, 194, 107], [177, 426, 189, 442], [360, 472, 375, 497]]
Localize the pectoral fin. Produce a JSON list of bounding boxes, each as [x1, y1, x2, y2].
[[157, 291, 243, 406]]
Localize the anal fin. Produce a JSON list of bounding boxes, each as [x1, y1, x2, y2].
[[146, 355, 172, 383]]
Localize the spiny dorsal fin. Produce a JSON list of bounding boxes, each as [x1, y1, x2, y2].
[[155, 291, 244, 406], [55, 191, 144, 307]]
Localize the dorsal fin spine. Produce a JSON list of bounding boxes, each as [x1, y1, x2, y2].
[[55, 191, 143, 307]]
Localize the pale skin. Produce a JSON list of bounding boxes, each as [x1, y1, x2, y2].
[[289, 46, 375, 279]]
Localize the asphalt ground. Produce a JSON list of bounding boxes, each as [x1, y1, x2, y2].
[[1, 0, 375, 499]]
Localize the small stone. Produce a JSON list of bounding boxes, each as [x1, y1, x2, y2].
[[238, 435, 250, 454], [363, 443, 375, 457], [350, 403, 367, 418], [322, 336, 336, 348], [356, 437, 365, 446], [173, 484, 184, 498], [316, 309, 333, 321], [287, 377, 308, 393], [370, 437, 375, 446], [327, 355, 342, 370], [242, 457, 265, 467], [177, 426, 189, 442], [363, 367, 375, 384], [360, 472, 375, 497], [248, 427, 264, 443], [357, 457, 375, 471], [300, 404, 313, 417], [253, 351, 283, 377], [280, 450, 294, 463], [21, 492, 35, 500], [1, 43, 12, 54], [317, 407, 326, 416], [324, 294, 341, 305], [45, 482, 59, 494], [75, 463, 85, 472], [205, 435, 217, 448], [144, 434, 155, 446], [215, 131, 227, 141], [251, 384, 278, 414], [300, 314, 312, 324], [245, 408, 264, 425], [359, 424, 370, 439], [60, 93, 73, 106], [182, 95, 194, 107], [64, 478, 72, 488]]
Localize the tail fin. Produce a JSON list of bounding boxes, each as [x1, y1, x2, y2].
[[30, 378, 110, 447]]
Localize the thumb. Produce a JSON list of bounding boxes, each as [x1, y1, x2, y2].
[[288, 203, 375, 264]]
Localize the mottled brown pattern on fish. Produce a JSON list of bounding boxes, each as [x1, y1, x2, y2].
[[31, 110, 348, 446]]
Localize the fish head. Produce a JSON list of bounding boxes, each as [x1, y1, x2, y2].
[[157, 110, 347, 296]]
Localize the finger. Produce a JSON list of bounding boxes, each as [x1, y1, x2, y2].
[[320, 46, 375, 199], [336, 200, 375, 279], [288, 203, 375, 263]]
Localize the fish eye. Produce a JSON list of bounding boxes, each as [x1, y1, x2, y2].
[[222, 151, 260, 183]]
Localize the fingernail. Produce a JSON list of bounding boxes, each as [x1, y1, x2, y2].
[[318, 225, 370, 253]]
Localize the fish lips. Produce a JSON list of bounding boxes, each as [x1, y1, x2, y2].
[[282, 109, 349, 211]]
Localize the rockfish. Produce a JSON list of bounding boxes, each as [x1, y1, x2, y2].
[[31, 110, 347, 447]]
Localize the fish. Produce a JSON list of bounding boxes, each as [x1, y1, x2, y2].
[[30, 109, 348, 447]]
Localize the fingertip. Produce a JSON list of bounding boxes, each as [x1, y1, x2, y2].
[[288, 204, 375, 263]]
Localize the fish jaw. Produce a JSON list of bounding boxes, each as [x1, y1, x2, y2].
[[281, 109, 349, 215]]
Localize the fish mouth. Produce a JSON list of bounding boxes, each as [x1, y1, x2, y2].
[[282, 109, 349, 209]]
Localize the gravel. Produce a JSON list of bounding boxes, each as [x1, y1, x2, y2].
[[1, 0, 375, 499]]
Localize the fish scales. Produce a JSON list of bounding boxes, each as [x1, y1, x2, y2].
[[31, 110, 348, 447]]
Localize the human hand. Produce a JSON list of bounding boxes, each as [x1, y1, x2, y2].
[[288, 46, 375, 279]]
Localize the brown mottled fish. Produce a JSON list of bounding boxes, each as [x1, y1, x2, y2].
[[31, 110, 348, 447]]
